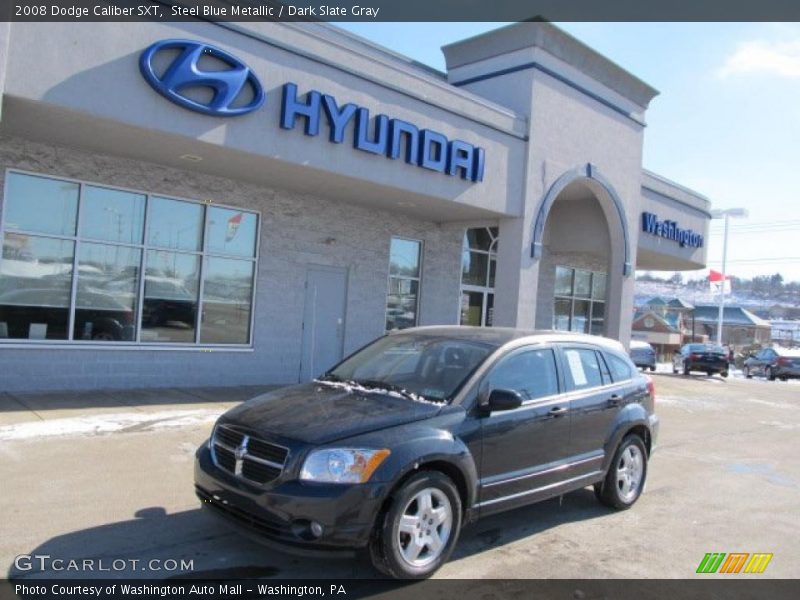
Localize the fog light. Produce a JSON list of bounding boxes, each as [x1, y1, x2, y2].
[[310, 521, 324, 538]]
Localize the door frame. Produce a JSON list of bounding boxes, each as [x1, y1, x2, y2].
[[299, 264, 349, 382]]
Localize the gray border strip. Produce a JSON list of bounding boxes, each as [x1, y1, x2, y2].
[[452, 61, 646, 127]]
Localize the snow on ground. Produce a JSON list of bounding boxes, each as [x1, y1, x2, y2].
[[0, 409, 223, 441]]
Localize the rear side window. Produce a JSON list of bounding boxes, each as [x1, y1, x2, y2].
[[563, 348, 604, 390], [606, 352, 635, 382], [488, 348, 559, 401]]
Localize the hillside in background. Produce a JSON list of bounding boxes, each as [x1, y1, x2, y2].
[[635, 274, 800, 320]]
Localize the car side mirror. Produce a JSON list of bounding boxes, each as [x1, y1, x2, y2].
[[487, 389, 523, 412]]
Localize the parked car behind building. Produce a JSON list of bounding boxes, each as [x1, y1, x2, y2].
[[672, 343, 729, 377], [743, 347, 800, 381], [629, 340, 656, 371]]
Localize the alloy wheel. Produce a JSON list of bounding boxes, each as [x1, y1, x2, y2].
[[396, 487, 453, 569], [616, 445, 644, 503]]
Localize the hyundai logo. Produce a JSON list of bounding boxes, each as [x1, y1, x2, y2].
[[139, 39, 265, 117]]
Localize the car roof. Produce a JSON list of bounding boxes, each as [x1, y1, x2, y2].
[[389, 325, 626, 353]]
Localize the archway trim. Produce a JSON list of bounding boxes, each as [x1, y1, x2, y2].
[[530, 163, 632, 276]]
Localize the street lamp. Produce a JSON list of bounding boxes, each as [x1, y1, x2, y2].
[[710, 207, 749, 347]]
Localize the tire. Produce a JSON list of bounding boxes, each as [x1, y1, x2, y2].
[[767, 367, 776, 382], [744, 366, 752, 379], [649, 365, 656, 372], [721, 371, 729, 378], [369, 471, 462, 579], [595, 434, 648, 510], [683, 362, 690, 376]]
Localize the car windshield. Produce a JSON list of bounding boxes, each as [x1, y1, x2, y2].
[[321, 333, 496, 403]]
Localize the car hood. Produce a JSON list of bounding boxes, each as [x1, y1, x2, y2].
[[219, 382, 443, 445]]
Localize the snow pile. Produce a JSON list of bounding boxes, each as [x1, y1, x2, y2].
[[313, 379, 443, 405]]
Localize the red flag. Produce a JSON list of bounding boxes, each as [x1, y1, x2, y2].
[[709, 270, 731, 294], [708, 269, 727, 282], [225, 212, 243, 242]]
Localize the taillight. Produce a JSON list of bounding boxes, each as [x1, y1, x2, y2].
[[690, 353, 701, 360], [777, 357, 791, 366]]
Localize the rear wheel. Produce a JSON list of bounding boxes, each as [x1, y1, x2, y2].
[[369, 471, 462, 579], [767, 367, 776, 381], [595, 435, 648, 510]]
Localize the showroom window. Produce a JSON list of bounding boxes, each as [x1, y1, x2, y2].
[[553, 266, 606, 335], [460, 226, 497, 326], [386, 237, 422, 331], [0, 171, 258, 345]]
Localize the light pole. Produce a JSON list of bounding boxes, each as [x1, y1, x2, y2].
[[710, 208, 748, 347]]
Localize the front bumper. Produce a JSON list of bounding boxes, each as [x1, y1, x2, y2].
[[194, 445, 387, 553]]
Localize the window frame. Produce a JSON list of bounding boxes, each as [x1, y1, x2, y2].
[[384, 235, 423, 332], [459, 226, 498, 327], [0, 168, 260, 350], [479, 344, 563, 408], [553, 266, 607, 335]]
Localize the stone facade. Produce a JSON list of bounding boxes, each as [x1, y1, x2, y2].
[[0, 135, 463, 391]]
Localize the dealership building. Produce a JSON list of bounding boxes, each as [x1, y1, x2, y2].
[[0, 20, 711, 391]]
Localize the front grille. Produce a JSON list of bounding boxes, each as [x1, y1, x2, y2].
[[211, 424, 289, 486]]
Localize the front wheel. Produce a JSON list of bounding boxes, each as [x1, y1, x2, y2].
[[595, 435, 648, 510], [369, 471, 462, 579]]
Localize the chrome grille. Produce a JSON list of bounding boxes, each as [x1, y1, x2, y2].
[[211, 424, 289, 485]]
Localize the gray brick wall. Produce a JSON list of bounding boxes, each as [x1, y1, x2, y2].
[[0, 135, 463, 392]]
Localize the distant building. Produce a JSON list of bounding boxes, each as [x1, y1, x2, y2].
[[631, 296, 705, 360], [770, 320, 800, 347], [691, 305, 771, 348]]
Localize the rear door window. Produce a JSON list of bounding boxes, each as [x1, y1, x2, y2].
[[605, 352, 635, 382], [563, 348, 604, 390]]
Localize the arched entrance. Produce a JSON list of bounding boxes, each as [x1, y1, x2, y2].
[[531, 164, 631, 340]]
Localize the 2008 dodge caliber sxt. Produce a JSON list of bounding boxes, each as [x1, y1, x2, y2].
[[195, 326, 658, 578]]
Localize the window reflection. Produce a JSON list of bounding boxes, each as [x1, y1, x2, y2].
[[386, 238, 421, 331], [206, 207, 257, 258], [553, 266, 606, 334], [147, 197, 204, 252], [4, 173, 78, 237], [0, 172, 258, 346], [74, 243, 140, 341], [81, 186, 145, 245], [389, 238, 421, 278], [200, 257, 254, 344], [142, 251, 199, 342], [0, 234, 75, 340]]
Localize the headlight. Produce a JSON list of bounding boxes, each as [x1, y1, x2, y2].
[[300, 448, 391, 484]]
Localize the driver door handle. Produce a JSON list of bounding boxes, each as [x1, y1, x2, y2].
[[549, 406, 568, 417], [607, 394, 622, 407]]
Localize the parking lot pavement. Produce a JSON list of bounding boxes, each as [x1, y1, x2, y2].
[[1, 374, 798, 580]]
